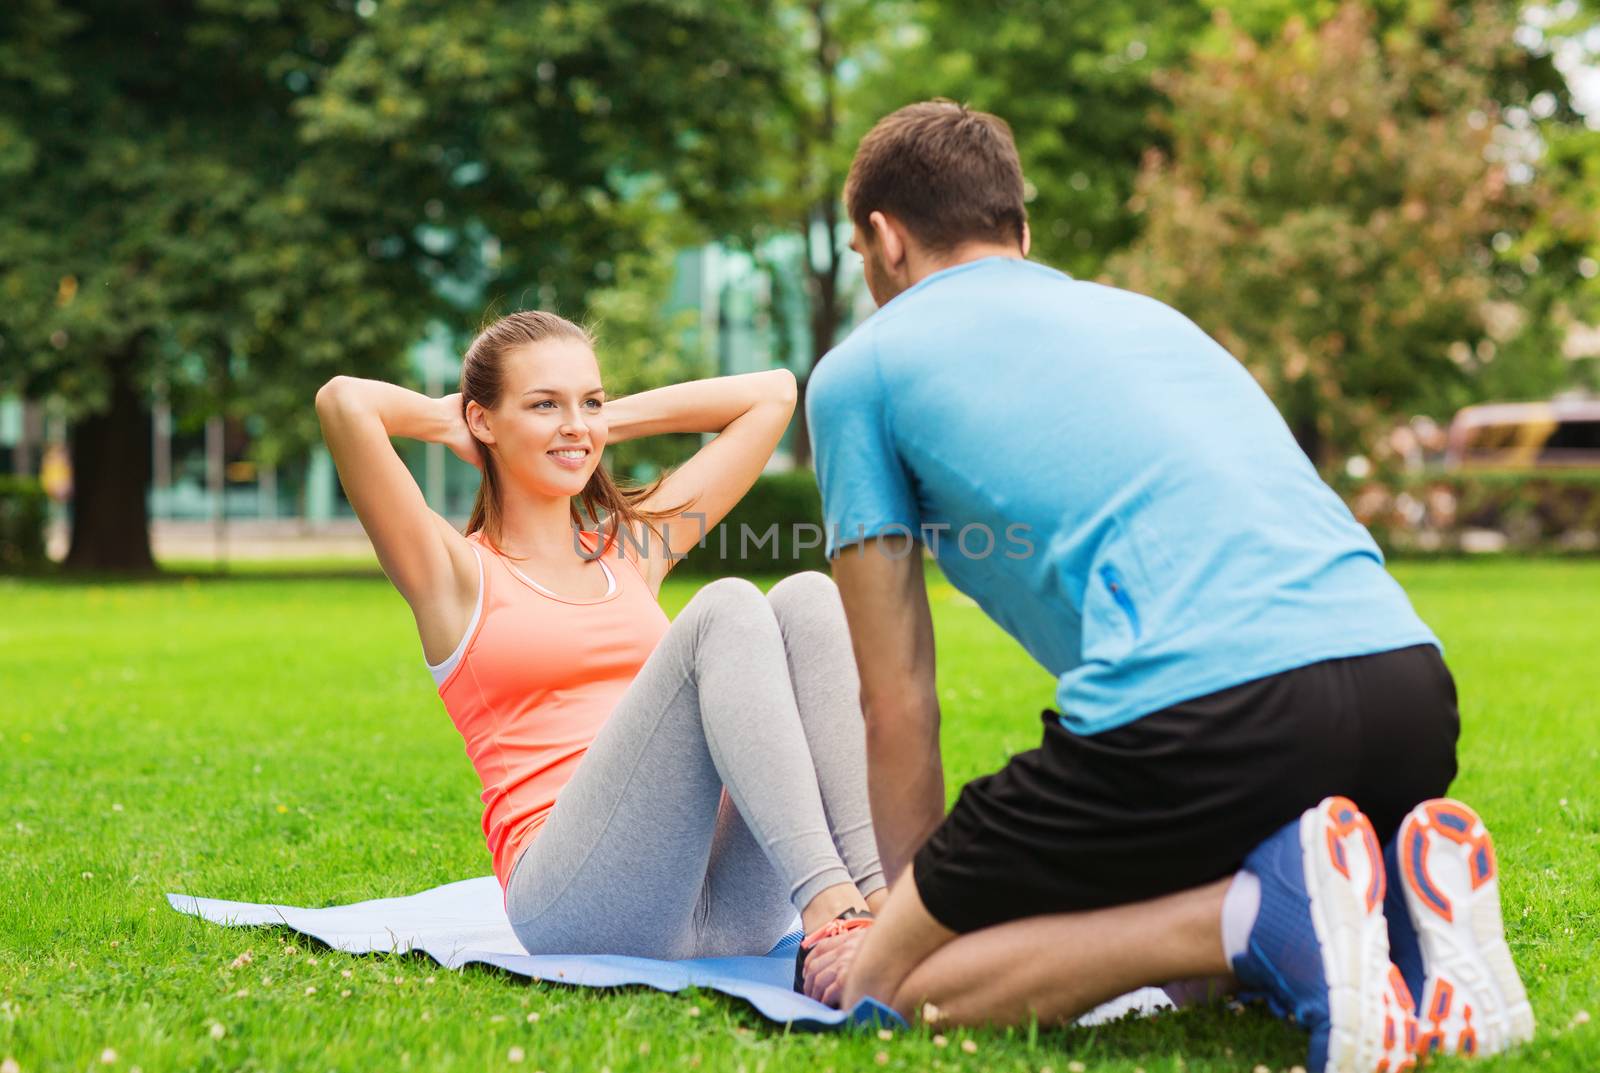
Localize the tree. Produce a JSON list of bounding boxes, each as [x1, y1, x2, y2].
[[867, 0, 1211, 279], [1103, 3, 1570, 468], [874, 0, 1580, 279], [727, 0, 909, 467], [0, 0, 786, 571]]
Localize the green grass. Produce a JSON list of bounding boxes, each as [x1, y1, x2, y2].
[[1, 560, 1596, 1072]]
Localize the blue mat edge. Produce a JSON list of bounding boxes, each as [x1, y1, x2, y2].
[[166, 891, 907, 1031]]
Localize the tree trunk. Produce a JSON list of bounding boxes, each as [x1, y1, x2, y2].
[[793, 254, 842, 468], [64, 357, 156, 573], [790, 0, 842, 472]]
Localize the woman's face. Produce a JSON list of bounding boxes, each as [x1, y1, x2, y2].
[[473, 337, 608, 500]]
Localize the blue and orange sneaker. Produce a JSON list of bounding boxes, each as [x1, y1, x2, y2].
[[1384, 798, 1535, 1058], [794, 907, 874, 995], [1233, 796, 1418, 1073]]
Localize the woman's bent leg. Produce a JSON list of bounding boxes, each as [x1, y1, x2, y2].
[[695, 790, 800, 958], [766, 572, 885, 900], [677, 578, 857, 911], [507, 577, 855, 958], [505, 644, 726, 959]]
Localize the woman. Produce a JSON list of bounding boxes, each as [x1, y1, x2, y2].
[[315, 310, 882, 995]]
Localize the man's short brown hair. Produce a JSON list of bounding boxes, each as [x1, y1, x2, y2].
[[844, 100, 1027, 253]]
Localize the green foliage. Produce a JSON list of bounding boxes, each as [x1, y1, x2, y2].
[[869, 0, 1210, 278], [0, 0, 790, 564], [587, 234, 712, 479], [0, 476, 48, 571], [723, 0, 917, 463], [671, 470, 828, 576], [876, 0, 1589, 287], [1105, 3, 1571, 468]]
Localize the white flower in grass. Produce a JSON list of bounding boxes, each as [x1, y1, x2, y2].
[[1066, 1062, 1085, 1073], [961, 1040, 978, 1054], [507, 1046, 526, 1063], [931, 1035, 947, 1048], [2, 1056, 19, 1073], [525, 1012, 540, 1023], [98, 1049, 116, 1064], [208, 1023, 225, 1041]]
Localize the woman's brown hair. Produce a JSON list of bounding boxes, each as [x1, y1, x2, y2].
[[461, 310, 682, 557]]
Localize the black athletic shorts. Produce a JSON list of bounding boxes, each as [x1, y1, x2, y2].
[[912, 644, 1459, 935]]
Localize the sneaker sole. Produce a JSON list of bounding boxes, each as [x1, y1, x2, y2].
[[1302, 796, 1419, 1073], [1396, 799, 1535, 1057]]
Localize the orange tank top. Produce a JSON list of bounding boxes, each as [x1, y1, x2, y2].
[[434, 530, 670, 889]]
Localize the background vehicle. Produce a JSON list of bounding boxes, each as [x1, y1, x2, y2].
[[1445, 399, 1600, 471]]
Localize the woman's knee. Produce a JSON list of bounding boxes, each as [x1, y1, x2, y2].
[[689, 575, 766, 609], [767, 571, 846, 630], [682, 576, 773, 636]]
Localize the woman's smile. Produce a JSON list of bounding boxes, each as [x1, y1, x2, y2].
[[547, 446, 591, 469]]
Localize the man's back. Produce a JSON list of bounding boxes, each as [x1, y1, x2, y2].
[[809, 255, 1436, 733]]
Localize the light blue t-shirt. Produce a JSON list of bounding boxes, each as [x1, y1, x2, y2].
[[807, 257, 1437, 735]]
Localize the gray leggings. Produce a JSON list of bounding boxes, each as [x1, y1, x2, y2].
[[504, 571, 885, 960]]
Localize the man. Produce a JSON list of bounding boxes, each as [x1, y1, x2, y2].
[[798, 100, 1533, 1072]]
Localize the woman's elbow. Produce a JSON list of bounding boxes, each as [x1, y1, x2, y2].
[[315, 376, 354, 418], [768, 367, 798, 408]]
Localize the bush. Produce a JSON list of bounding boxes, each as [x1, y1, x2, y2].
[[1342, 470, 1600, 554], [0, 477, 49, 571], [669, 470, 829, 577]]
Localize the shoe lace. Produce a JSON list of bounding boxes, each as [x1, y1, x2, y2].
[[800, 914, 874, 951]]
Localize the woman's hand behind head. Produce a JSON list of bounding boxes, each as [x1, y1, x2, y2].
[[440, 393, 484, 470]]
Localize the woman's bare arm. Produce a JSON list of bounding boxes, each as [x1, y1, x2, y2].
[[314, 377, 480, 659], [602, 369, 797, 585]]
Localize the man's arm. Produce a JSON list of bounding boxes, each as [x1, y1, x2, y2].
[[830, 534, 943, 886]]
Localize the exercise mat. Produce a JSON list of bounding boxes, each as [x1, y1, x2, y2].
[[168, 876, 1171, 1030]]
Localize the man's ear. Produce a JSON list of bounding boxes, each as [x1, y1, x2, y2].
[[1020, 220, 1032, 258], [868, 210, 906, 269], [466, 399, 496, 446]]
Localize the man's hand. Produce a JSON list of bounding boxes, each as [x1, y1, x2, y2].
[[802, 927, 870, 1008]]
